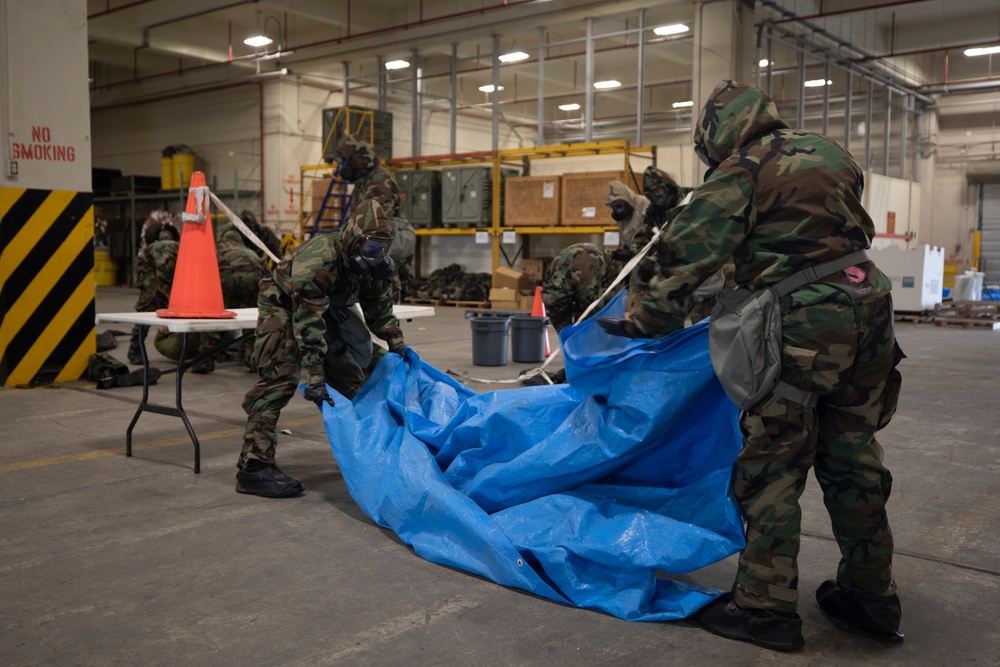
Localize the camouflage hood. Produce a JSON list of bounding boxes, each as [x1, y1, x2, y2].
[[338, 198, 394, 255], [693, 80, 787, 168], [336, 134, 379, 178], [642, 166, 680, 194]]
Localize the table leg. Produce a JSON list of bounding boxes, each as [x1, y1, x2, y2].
[[124, 328, 202, 474]]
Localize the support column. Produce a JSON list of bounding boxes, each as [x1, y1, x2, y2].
[[411, 49, 421, 157], [692, 0, 755, 180], [584, 18, 594, 143], [0, 0, 95, 387], [491, 35, 500, 152], [537, 27, 545, 146]]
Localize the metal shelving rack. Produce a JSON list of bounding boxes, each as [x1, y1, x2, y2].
[[382, 140, 655, 283]]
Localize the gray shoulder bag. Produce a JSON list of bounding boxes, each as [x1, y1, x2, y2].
[[708, 250, 870, 410]]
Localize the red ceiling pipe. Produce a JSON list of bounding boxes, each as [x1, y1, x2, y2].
[[851, 39, 1000, 63]]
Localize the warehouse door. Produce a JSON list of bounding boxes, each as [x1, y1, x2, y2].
[[981, 183, 1000, 288]]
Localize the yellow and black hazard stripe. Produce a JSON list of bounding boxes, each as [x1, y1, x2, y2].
[[0, 187, 95, 387]]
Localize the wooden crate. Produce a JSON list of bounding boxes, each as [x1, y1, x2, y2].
[[504, 175, 561, 226], [560, 170, 626, 227]]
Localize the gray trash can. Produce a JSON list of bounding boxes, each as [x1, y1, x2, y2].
[[470, 316, 510, 366], [510, 315, 549, 363]]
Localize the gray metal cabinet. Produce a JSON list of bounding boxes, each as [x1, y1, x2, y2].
[[397, 170, 440, 228], [441, 167, 517, 227]]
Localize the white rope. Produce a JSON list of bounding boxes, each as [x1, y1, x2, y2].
[[207, 190, 282, 265]]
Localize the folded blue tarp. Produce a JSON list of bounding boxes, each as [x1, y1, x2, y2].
[[321, 291, 745, 621]]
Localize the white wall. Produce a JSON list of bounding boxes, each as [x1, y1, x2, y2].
[[1, 0, 90, 191]]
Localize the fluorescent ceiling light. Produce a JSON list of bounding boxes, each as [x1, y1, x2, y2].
[[499, 51, 530, 63], [593, 80, 621, 90], [964, 45, 1000, 57], [804, 78, 833, 87], [479, 84, 504, 92], [385, 59, 410, 70], [653, 24, 689, 36], [672, 100, 694, 109], [558, 103, 580, 111], [244, 35, 273, 48], [759, 58, 770, 67]]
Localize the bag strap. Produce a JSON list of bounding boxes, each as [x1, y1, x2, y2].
[[771, 249, 870, 299]]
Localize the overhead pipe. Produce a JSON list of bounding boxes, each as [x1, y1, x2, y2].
[[768, 0, 935, 25]]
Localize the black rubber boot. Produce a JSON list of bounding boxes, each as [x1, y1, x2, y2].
[[127, 335, 144, 365], [191, 356, 215, 374], [235, 459, 304, 498], [113, 367, 161, 388], [694, 592, 805, 652], [816, 580, 904, 644]]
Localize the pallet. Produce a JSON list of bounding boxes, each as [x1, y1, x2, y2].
[[895, 311, 937, 324], [934, 317, 1000, 330], [935, 301, 1000, 320], [404, 298, 490, 309]]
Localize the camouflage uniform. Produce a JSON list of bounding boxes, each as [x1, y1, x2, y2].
[[640, 166, 692, 236], [217, 239, 269, 364], [215, 210, 283, 261], [238, 199, 404, 468], [627, 81, 904, 615], [390, 215, 416, 303], [542, 243, 623, 333], [335, 134, 401, 221]]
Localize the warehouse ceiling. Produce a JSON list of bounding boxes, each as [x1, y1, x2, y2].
[[87, 0, 1000, 128]]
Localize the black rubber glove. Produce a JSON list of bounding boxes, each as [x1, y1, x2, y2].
[[388, 340, 406, 355], [303, 382, 335, 408], [610, 247, 634, 263], [597, 317, 645, 339], [636, 257, 657, 282]]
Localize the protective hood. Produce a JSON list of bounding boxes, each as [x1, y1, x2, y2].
[[338, 198, 394, 257], [335, 134, 380, 179], [693, 80, 787, 168], [605, 181, 650, 250], [641, 166, 680, 194]]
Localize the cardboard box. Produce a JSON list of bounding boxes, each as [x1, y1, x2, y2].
[[518, 292, 537, 311], [504, 175, 561, 226], [560, 170, 626, 227], [489, 287, 517, 303], [494, 266, 530, 291], [521, 258, 550, 283]]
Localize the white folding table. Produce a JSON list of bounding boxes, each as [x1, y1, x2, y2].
[[95, 305, 434, 472]]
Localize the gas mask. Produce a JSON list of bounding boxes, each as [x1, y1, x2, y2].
[[336, 158, 358, 183], [609, 201, 634, 223], [350, 236, 395, 282], [645, 188, 677, 212]]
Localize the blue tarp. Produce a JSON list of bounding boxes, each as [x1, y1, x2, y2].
[[320, 291, 745, 621]]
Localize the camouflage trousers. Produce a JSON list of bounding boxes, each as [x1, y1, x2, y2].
[[239, 301, 371, 467], [733, 294, 903, 613], [152, 328, 223, 362]]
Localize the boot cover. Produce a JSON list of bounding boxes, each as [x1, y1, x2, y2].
[[694, 592, 805, 652], [235, 460, 304, 498], [127, 337, 144, 365], [816, 580, 904, 644]]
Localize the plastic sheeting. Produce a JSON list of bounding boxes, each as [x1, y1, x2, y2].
[[321, 291, 745, 621]]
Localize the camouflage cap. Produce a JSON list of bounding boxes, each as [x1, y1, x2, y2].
[[339, 198, 394, 254], [605, 180, 640, 207], [693, 80, 787, 168], [335, 134, 379, 175], [642, 166, 680, 195]]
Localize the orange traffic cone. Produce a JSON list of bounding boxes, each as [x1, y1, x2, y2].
[[531, 286, 551, 357], [157, 171, 236, 319]]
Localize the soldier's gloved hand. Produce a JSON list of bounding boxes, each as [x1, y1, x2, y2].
[[636, 257, 657, 282], [303, 382, 335, 408], [597, 317, 645, 339], [610, 247, 634, 263], [387, 340, 406, 355]]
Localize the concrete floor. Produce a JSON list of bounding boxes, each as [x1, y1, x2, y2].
[[3, 285, 999, 666]]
